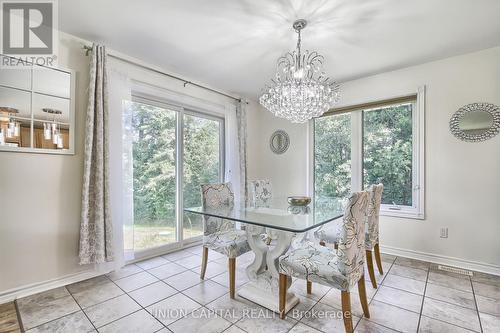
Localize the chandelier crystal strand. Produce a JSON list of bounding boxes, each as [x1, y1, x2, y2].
[[259, 19, 340, 123]]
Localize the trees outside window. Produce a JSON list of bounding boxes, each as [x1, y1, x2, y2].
[[125, 99, 224, 252], [314, 97, 424, 219]]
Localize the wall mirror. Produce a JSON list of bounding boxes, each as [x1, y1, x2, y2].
[[0, 55, 75, 154], [269, 130, 290, 154], [449, 102, 500, 142]]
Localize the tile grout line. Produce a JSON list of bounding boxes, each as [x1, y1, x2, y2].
[[105, 274, 168, 331], [418, 313, 484, 333], [66, 285, 99, 333], [356, 256, 399, 332], [470, 278, 484, 333], [13, 299, 25, 333], [19, 288, 91, 332], [415, 264, 431, 332], [356, 256, 442, 333]]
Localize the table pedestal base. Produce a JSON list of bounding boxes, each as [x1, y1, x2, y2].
[[238, 272, 299, 313], [239, 226, 298, 314]]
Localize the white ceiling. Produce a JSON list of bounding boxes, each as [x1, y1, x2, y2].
[[59, 0, 500, 99]]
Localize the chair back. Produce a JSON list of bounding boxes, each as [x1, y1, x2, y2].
[[337, 191, 369, 287], [249, 179, 272, 206], [366, 184, 384, 249], [200, 182, 235, 235]]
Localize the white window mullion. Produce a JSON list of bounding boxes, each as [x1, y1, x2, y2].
[[351, 110, 363, 192], [176, 108, 185, 244]]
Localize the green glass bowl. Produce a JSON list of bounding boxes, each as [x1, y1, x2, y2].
[[287, 196, 311, 206]]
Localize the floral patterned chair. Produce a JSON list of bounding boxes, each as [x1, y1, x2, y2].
[[249, 179, 275, 245], [278, 191, 370, 333], [249, 179, 273, 206], [314, 184, 384, 288], [200, 182, 251, 298], [364, 184, 384, 287]]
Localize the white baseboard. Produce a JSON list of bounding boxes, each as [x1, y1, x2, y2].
[[0, 269, 111, 305], [380, 245, 500, 276], [0, 242, 203, 305]]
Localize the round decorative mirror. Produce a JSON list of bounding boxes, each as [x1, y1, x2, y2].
[[449, 103, 500, 142], [269, 130, 290, 154]]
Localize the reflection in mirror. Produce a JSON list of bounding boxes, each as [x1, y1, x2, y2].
[[0, 55, 74, 153], [269, 130, 290, 154], [458, 111, 494, 134], [450, 103, 500, 142]]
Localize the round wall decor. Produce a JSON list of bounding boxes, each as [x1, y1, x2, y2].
[[269, 130, 290, 154], [449, 102, 500, 142]]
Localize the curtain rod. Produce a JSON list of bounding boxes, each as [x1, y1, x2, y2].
[[83, 45, 245, 103]]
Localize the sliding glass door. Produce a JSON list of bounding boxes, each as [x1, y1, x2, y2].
[[182, 112, 224, 241], [127, 99, 178, 252], [124, 97, 224, 256]]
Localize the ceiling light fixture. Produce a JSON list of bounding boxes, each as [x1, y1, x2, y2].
[[259, 19, 340, 123]]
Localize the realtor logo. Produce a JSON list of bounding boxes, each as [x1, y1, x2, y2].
[[1, 0, 58, 67]]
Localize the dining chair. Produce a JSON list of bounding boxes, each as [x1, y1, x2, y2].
[[249, 179, 272, 206], [314, 184, 384, 288], [199, 182, 251, 298], [278, 191, 370, 333], [249, 179, 275, 245]]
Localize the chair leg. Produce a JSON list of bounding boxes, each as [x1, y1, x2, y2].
[[307, 281, 312, 294], [279, 273, 287, 319], [357, 276, 370, 318], [228, 258, 236, 299], [341, 291, 354, 333], [200, 247, 208, 280], [366, 250, 378, 289], [374, 244, 384, 275]]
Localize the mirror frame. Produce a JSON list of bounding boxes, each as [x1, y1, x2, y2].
[[0, 60, 76, 155], [449, 102, 500, 142], [269, 129, 290, 154]]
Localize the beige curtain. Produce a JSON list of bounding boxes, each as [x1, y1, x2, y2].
[[79, 44, 113, 264], [236, 100, 248, 203]]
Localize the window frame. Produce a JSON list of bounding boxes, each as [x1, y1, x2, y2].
[[310, 86, 425, 220], [127, 93, 225, 258]]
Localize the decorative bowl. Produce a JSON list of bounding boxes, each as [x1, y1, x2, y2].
[[0, 107, 19, 114], [287, 196, 311, 206]]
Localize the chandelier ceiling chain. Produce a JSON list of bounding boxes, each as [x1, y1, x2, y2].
[[259, 19, 340, 123]]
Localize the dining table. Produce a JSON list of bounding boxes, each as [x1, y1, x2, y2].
[[184, 196, 345, 313]]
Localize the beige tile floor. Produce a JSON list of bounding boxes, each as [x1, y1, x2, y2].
[[13, 245, 500, 333]]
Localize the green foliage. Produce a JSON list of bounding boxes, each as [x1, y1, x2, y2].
[[129, 101, 221, 231], [314, 104, 413, 206], [130, 102, 177, 226], [363, 105, 413, 205], [182, 114, 221, 209], [314, 113, 351, 198]]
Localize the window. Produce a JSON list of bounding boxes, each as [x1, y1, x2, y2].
[[313, 89, 424, 219], [314, 113, 352, 198], [127, 100, 177, 251], [183, 113, 224, 240], [124, 96, 224, 254]]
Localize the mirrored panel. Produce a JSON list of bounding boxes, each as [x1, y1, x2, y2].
[[0, 55, 74, 154], [450, 103, 500, 142]]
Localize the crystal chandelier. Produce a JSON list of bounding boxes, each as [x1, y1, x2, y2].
[[259, 19, 340, 123]]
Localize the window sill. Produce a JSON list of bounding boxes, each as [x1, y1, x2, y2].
[[380, 209, 425, 220]]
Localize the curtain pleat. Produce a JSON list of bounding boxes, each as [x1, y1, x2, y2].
[[236, 101, 248, 203], [79, 44, 113, 264]]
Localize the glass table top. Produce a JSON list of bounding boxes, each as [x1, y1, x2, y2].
[[184, 196, 346, 233]]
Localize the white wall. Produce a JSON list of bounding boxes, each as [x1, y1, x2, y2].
[[0, 33, 91, 294], [246, 108, 310, 198], [248, 46, 500, 271]]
